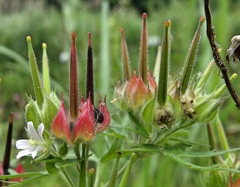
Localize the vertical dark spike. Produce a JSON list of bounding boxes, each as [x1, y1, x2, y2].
[[86, 32, 94, 105], [70, 31, 79, 120], [3, 113, 13, 175]]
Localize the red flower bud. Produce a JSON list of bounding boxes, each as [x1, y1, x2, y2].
[[73, 97, 95, 143], [51, 101, 72, 144], [96, 96, 110, 132], [11, 163, 24, 182]]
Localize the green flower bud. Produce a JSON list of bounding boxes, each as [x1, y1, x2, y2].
[[25, 98, 42, 129], [194, 96, 226, 123]]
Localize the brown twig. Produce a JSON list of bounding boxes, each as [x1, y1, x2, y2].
[[204, 0, 240, 109]]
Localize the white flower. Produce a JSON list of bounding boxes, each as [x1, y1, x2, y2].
[[16, 122, 46, 159]]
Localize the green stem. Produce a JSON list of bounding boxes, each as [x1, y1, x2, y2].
[[107, 152, 121, 187], [119, 153, 136, 187], [215, 116, 230, 159], [79, 144, 87, 187], [60, 167, 76, 187], [88, 168, 95, 187], [73, 144, 81, 159], [51, 144, 76, 187], [206, 123, 221, 164], [93, 162, 102, 187], [103, 155, 138, 187]]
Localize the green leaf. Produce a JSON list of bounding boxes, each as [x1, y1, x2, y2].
[[45, 162, 59, 174], [58, 142, 68, 157], [100, 138, 123, 163], [0, 171, 48, 180], [163, 151, 221, 171], [140, 96, 157, 126], [208, 171, 226, 187], [7, 174, 49, 187], [128, 112, 149, 138], [163, 147, 240, 158], [119, 145, 240, 159], [25, 98, 42, 128], [41, 94, 59, 129]]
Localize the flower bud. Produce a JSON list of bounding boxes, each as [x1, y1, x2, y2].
[[125, 73, 148, 109], [51, 101, 72, 144], [96, 96, 110, 132], [194, 96, 226, 123], [73, 97, 95, 143]]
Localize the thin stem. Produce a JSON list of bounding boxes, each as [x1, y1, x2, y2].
[[206, 123, 221, 164], [103, 155, 138, 187], [79, 144, 87, 187], [60, 167, 76, 187], [88, 168, 95, 187], [73, 144, 81, 159], [107, 152, 121, 187], [93, 162, 102, 187], [215, 116, 230, 159], [204, 0, 240, 109]]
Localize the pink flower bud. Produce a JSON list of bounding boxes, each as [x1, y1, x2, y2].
[[51, 101, 72, 144], [126, 73, 148, 109], [147, 71, 157, 96], [73, 97, 95, 143], [96, 96, 110, 132]]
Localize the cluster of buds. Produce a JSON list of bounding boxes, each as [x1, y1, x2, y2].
[[51, 32, 110, 145], [114, 13, 236, 134], [18, 31, 110, 160]]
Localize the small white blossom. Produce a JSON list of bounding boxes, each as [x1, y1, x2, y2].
[[16, 122, 46, 159]]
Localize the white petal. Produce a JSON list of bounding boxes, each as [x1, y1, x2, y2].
[[16, 140, 32, 149], [16, 149, 33, 159], [32, 145, 44, 159], [27, 122, 42, 141], [31, 149, 38, 159], [36, 145, 44, 152], [38, 123, 45, 139], [16, 140, 36, 152]]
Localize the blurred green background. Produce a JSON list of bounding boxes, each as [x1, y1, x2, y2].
[[1, 0, 240, 186]]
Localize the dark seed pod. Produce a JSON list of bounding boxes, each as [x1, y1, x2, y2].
[[94, 108, 104, 124]]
